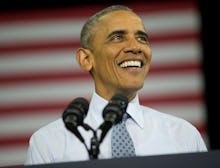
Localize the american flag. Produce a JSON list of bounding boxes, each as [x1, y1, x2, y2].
[[0, 1, 208, 166]]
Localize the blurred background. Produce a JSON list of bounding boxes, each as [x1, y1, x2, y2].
[[0, 0, 218, 167]]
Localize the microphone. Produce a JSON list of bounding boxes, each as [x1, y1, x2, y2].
[[99, 93, 128, 143], [62, 97, 89, 143]]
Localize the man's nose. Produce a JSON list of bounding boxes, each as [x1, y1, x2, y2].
[[123, 38, 142, 54]]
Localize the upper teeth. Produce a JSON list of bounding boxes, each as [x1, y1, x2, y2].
[[120, 60, 141, 68]]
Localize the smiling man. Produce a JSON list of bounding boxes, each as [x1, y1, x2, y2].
[[25, 5, 207, 165], [76, 7, 151, 101]]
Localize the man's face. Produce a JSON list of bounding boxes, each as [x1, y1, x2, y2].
[[90, 10, 152, 100]]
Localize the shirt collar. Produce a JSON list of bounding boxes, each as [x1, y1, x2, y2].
[[85, 92, 108, 129], [126, 94, 145, 128]]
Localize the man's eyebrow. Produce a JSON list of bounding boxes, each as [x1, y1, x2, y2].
[[107, 30, 127, 39], [136, 30, 148, 38]]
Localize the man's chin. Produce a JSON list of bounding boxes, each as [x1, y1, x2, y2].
[[120, 85, 143, 93]]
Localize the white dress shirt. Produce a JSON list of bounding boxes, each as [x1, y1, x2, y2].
[[25, 92, 207, 165]]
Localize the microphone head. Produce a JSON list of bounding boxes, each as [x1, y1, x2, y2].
[[102, 93, 128, 124], [109, 93, 128, 111], [70, 97, 89, 115], [62, 97, 89, 128]]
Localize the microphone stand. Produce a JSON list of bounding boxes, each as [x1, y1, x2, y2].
[[63, 93, 127, 160], [89, 130, 99, 159], [82, 122, 113, 159], [66, 122, 107, 160], [87, 123, 114, 159], [82, 124, 100, 159]]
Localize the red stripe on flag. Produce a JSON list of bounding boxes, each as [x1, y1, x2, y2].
[[0, 1, 198, 23], [140, 91, 203, 106], [0, 134, 30, 148], [0, 32, 199, 54], [0, 91, 203, 116], [0, 61, 201, 87], [0, 71, 90, 86], [0, 122, 206, 148]]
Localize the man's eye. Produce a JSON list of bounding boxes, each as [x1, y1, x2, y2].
[[111, 35, 123, 41], [137, 36, 148, 43]]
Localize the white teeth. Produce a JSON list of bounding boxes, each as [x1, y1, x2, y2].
[[120, 60, 141, 68]]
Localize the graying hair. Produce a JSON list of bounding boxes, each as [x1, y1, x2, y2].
[[80, 5, 133, 50]]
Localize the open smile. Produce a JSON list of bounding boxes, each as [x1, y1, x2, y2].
[[118, 60, 143, 68]]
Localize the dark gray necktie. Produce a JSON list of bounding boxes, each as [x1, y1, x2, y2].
[[111, 113, 136, 158]]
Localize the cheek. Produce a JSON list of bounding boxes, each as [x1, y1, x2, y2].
[[92, 45, 123, 72], [97, 48, 118, 64]]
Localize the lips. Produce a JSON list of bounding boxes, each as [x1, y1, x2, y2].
[[119, 60, 143, 68]]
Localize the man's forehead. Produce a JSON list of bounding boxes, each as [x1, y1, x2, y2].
[[98, 12, 143, 27], [97, 10, 138, 22]]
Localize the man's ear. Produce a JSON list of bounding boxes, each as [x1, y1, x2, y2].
[[76, 48, 93, 71]]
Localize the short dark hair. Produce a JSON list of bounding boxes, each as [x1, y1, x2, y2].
[[80, 5, 133, 50]]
